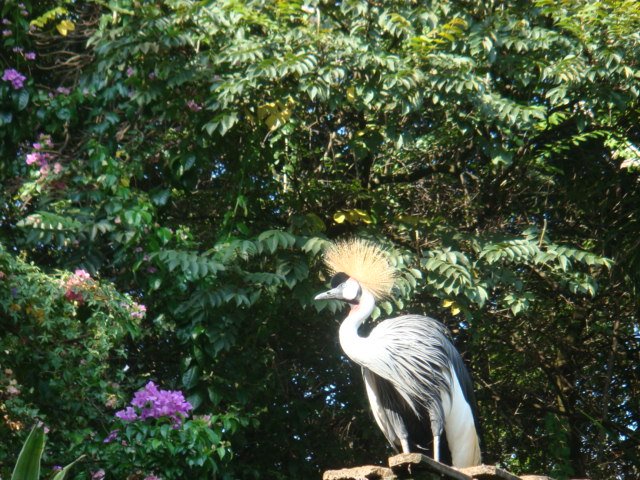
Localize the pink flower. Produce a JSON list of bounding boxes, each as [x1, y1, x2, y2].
[[25, 51, 36, 60], [74, 269, 91, 280], [39, 134, 53, 147], [26, 152, 40, 165], [91, 469, 105, 480], [6, 385, 20, 396], [2, 29, 11, 37], [63, 269, 93, 304], [186, 100, 203, 112], [131, 303, 146, 319], [65, 289, 83, 303], [53, 162, 63, 174]]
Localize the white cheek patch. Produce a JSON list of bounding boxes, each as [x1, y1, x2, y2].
[[342, 278, 360, 301]]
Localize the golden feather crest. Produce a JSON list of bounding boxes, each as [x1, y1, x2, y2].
[[323, 238, 396, 299]]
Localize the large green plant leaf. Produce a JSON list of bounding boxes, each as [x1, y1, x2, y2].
[[11, 425, 45, 480]]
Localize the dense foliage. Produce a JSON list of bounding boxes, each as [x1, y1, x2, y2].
[[1, 0, 639, 478]]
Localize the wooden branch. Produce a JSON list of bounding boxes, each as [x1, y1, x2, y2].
[[372, 163, 457, 187]]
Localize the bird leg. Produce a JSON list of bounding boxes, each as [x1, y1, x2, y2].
[[429, 410, 444, 464], [400, 437, 411, 454]]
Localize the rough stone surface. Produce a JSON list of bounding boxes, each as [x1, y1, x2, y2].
[[322, 465, 397, 480], [388, 453, 471, 480], [325, 454, 562, 480], [459, 465, 521, 480]]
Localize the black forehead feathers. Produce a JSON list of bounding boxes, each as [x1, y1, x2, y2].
[[330, 272, 350, 288]]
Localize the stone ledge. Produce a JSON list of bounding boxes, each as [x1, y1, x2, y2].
[[459, 464, 521, 480], [389, 453, 471, 479], [323, 454, 560, 480], [322, 465, 397, 480]]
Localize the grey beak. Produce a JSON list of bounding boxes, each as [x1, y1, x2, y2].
[[314, 286, 344, 301]]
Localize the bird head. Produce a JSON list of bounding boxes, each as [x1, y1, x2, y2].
[[314, 238, 396, 304], [314, 272, 362, 303]]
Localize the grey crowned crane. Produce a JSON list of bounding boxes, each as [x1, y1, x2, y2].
[[314, 239, 481, 468]]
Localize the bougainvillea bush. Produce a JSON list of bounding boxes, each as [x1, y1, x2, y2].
[[0, 244, 143, 475], [94, 381, 233, 479]]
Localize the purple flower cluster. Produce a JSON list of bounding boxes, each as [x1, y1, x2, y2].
[[2, 68, 26, 90], [115, 381, 192, 427], [103, 429, 119, 443], [11, 47, 35, 60]]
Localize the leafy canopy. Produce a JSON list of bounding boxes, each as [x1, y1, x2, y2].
[[1, 0, 639, 478]]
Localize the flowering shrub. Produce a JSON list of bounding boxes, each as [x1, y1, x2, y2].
[[0, 367, 38, 439], [96, 382, 229, 479], [114, 381, 192, 426], [23, 133, 64, 179], [0, 244, 142, 475]]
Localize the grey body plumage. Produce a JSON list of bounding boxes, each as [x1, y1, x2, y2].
[[361, 314, 480, 464]]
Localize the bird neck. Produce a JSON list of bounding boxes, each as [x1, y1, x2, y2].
[[338, 289, 376, 366]]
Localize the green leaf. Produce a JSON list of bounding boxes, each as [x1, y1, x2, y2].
[[16, 90, 29, 111], [182, 365, 200, 390], [187, 391, 204, 410], [0, 111, 12, 126], [56, 108, 72, 121], [150, 189, 171, 206], [11, 425, 45, 480], [51, 455, 86, 480]]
